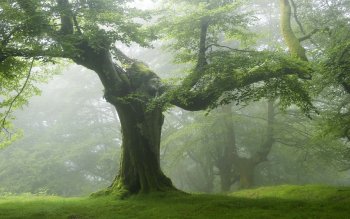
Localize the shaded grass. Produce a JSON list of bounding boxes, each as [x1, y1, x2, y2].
[[0, 185, 349, 218]]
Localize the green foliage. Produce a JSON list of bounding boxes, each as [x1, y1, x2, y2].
[[155, 0, 315, 114], [179, 50, 314, 113], [0, 0, 156, 64], [158, 0, 255, 63], [286, 0, 350, 140], [318, 26, 350, 139], [76, 0, 155, 46], [1, 185, 350, 218], [0, 59, 55, 148]]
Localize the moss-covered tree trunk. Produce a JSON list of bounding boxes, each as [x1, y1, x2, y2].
[[107, 102, 174, 195], [73, 42, 175, 196]]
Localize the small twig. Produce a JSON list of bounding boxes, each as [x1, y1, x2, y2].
[[1, 16, 36, 47], [290, 0, 321, 46], [299, 29, 320, 42], [1, 58, 35, 134], [1, 26, 21, 47], [111, 46, 134, 65], [73, 14, 82, 34], [290, 0, 306, 35], [206, 43, 257, 53]]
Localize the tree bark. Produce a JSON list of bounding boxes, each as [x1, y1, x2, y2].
[[107, 102, 174, 195], [74, 42, 175, 196]]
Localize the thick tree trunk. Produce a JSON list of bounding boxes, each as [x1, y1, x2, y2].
[[74, 44, 175, 196], [107, 100, 174, 195]]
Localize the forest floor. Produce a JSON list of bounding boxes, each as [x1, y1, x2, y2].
[[0, 185, 349, 219]]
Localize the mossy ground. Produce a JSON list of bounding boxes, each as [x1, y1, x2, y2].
[[0, 185, 349, 219]]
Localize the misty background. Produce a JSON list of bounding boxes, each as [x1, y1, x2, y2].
[[0, 0, 350, 196], [1, 64, 349, 196]]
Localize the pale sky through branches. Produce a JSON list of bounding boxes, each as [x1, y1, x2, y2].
[[132, 0, 158, 10]]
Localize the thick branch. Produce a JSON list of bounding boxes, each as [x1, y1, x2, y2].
[[168, 57, 312, 111], [299, 29, 320, 42]]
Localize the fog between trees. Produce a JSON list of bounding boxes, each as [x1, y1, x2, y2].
[[0, 0, 350, 196], [1, 64, 349, 196]]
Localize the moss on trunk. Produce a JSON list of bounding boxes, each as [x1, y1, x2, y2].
[[79, 55, 177, 197], [106, 102, 175, 196]]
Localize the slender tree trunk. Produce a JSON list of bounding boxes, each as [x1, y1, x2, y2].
[[217, 104, 237, 192]]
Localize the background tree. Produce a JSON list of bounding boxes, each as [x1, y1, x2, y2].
[[162, 100, 350, 193], [278, 0, 350, 140]]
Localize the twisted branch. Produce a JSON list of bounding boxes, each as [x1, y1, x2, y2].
[[1, 58, 34, 134]]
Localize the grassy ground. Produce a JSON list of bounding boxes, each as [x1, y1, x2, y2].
[[0, 185, 349, 219]]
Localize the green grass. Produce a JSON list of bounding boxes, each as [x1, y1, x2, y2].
[[0, 185, 349, 218]]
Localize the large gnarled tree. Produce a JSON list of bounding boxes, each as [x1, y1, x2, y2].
[[0, 0, 312, 196]]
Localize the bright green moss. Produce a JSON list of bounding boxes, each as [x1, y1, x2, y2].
[[0, 185, 349, 218]]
